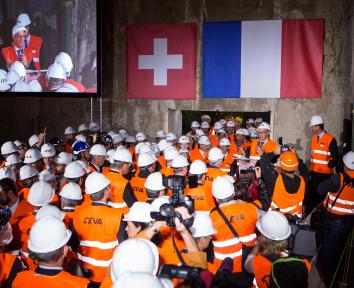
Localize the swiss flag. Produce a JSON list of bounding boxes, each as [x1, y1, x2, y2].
[[126, 24, 197, 100]]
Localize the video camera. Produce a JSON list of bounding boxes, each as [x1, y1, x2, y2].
[[151, 175, 195, 228], [0, 208, 11, 227], [159, 264, 202, 282]]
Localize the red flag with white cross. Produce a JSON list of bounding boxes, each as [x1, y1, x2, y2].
[[126, 24, 197, 100]]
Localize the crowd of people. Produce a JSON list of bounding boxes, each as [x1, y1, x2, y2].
[[0, 114, 352, 288], [0, 13, 96, 93]]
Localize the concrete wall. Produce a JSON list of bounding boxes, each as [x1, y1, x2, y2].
[[112, 0, 353, 160], [0, 0, 352, 162]]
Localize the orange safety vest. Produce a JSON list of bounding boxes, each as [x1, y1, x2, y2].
[[270, 174, 305, 218], [0, 253, 19, 285], [250, 139, 278, 161], [157, 155, 167, 169], [190, 146, 208, 163], [323, 171, 354, 216], [26, 35, 42, 70], [130, 175, 148, 202], [73, 203, 123, 282], [7, 200, 34, 252], [160, 166, 174, 177], [310, 133, 335, 174], [12, 270, 89, 288], [220, 152, 234, 173], [64, 79, 86, 93], [253, 254, 311, 288], [18, 187, 30, 200], [1, 46, 33, 67], [210, 135, 218, 147], [105, 169, 129, 212], [100, 277, 112, 288], [157, 227, 186, 266], [209, 201, 258, 274], [185, 182, 215, 212], [205, 167, 227, 183]]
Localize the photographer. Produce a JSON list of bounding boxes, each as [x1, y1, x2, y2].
[[209, 176, 258, 277], [259, 147, 310, 218]]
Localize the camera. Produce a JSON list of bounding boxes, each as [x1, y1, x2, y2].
[[0, 208, 11, 227], [163, 175, 187, 191], [239, 167, 255, 175], [158, 264, 202, 281], [280, 144, 290, 153]]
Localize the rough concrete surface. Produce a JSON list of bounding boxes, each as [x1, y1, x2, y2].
[[0, 0, 352, 162]]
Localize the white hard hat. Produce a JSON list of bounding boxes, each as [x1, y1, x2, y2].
[[201, 114, 211, 121], [208, 147, 223, 162], [138, 153, 156, 167], [28, 134, 39, 147], [214, 122, 223, 130], [212, 176, 234, 200], [28, 80, 42, 92], [54, 152, 73, 165], [151, 196, 170, 212], [166, 133, 177, 142], [17, 13, 31, 26], [123, 202, 154, 223], [5, 154, 22, 166], [47, 63, 67, 80], [235, 129, 245, 136], [36, 205, 65, 221], [309, 115, 324, 127], [242, 128, 250, 137], [179, 149, 189, 155], [139, 145, 154, 156], [106, 149, 116, 163], [111, 238, 159, 280], [0, 223, 13, 246], [246, 118, 255, 124], [145, 172, 165, 191], [59, 182, 83, 200], [171, 155, 189, 168], [201, 121, 210, 129], [75, 160, 91, 174], [163, 147, 179, 162], [118, 129, 129, 139], [217, 129, 227, 135], [125, 136, 136, 144], [343, 151, 354, 170], [41, 143, 56, 158], [136, 132, 147, 142], [191, 121, 200, 128], [54, 52, 73, 76], [64, 162, 85, 178], [224, 174, 236, 184], [89, 122, 100, 132], [9, 61, 26, 78], [5, 70, 20, 85], [256, 211, 291, 241], [28, 181, 54, 206], [155, 130, 166, 139], [90, 144, 106, 156], [255, 117, 263, 123], [226, 121, 236, 128], [75, 135, 87, 143], [0, 69, 10, 91], [198, 136, 210, 146], [24, 148, 42, 164], [38, 170, 56, 182], [11, 80, 31, 92], [112, 272, 163, 288], [112, 148, 132, 163], [250, 131, 259, 138], [0, 167, 16, 181], [28, 215, 72, 253], [157, 139, 171, 152], [1, 141, 18, 155], [12, 24, 27, 37], [19, 164, 38, 180], [219, 119, 227, 126], [195, 129, 205, 137], [85, 172, 110, 195], [257, 122, 271, 131], [78, 123, 89, 133], [64, 126, 76, 135], [189, 160, 208, 175], [219, 138, 231, 146], [178, 135, 190, 144], [190, 212, 217, 238], [112, 134, 124, 145], [14, 140, 24, 148]]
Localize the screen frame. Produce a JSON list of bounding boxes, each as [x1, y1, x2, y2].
[[0, 0, 102, 98]]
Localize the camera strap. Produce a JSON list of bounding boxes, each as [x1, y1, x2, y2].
[[171, 230, 187, 266], [325, 172, 349, 213], [215, 205, 239, 238]]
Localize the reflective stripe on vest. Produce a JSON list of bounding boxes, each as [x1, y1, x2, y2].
[[310, 133, 334, 174], [77, 253, 112, 267], [80, 240, 118, 250], [214, 250, 242, 260], [107, 201, 127, 209]]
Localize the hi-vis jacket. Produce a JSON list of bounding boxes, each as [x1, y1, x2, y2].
[[250, 139, 278, 161], [310, 133, 335, 174]]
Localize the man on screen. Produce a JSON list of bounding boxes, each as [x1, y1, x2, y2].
[[16, 13, 43, 70], [2, 25, 34, 70]]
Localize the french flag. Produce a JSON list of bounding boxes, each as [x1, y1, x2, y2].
[[203, 20, 325, 99]]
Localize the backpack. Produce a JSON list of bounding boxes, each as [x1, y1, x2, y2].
[[264, 257, 309, 288]]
